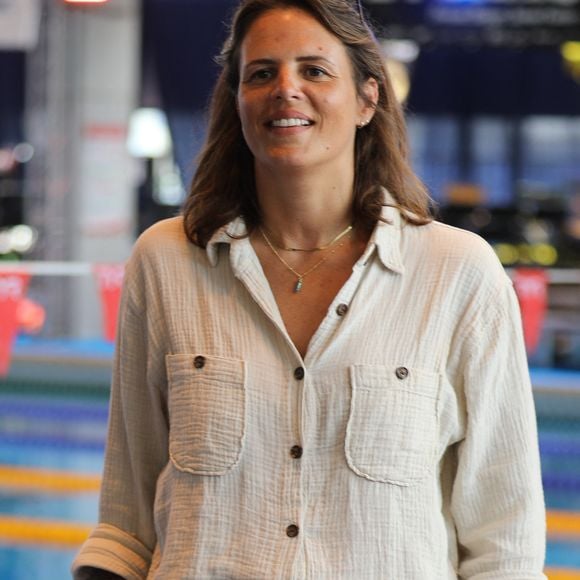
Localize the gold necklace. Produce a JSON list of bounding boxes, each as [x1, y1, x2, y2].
[[260, 227, 350, 293], [262, 224, 353, 252]]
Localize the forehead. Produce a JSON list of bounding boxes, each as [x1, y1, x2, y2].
[[239, 7, 349, 62]]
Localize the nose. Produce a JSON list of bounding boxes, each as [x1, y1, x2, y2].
[[271, 67, 302, 101]]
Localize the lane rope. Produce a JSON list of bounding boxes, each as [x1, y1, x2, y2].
[[545, 569, 580, 580], [0, 465, 101, 494], [0, 516, 93, 548], [0, 508, 579, 556]]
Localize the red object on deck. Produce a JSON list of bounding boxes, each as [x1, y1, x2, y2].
[[94, 264, 125, 343], [513, 268, 549, 355], [0, 272, 30, 376]]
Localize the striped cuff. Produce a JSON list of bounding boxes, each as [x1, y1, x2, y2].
[[71, 523, 152, 580]]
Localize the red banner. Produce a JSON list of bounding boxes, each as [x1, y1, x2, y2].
[[0, 272, 31, 377], [94, 264, 125, 342], [513, 269, 549, 355]]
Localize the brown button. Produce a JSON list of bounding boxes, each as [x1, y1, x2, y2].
[[286, 524, 299, 538], [336, 303, 349, 317], [290, 445, 303, 459], [395, 366, 409, 380], [294, 367, 305, 380], [194, 355, 206, 369]]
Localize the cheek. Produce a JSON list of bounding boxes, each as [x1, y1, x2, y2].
[[237, 99, 260, 133], [237, 107, 255, 141], [237, 107, 263, 157], [321, 92, 359, 122]]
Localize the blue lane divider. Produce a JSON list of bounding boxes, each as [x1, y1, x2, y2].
[[0, 400, 108, 423], [543, 474, 580, 492], [6, 403, 579, 454], [0, 436, 577, 488], [13, 336, 115, 359], [540, 435, 580, 457], [0, 433, 104, 452]]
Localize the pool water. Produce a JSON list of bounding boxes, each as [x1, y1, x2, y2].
[[0, 369, 579, 579]]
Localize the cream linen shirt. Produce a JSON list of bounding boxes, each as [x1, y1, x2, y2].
[[72, 202, 546, 579]]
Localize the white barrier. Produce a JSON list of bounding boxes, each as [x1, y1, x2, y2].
[[2, 263, 580, 282], [0, 262, 101, 276]]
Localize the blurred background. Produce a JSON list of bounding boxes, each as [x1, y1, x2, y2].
[[0, 0, 579, 578]]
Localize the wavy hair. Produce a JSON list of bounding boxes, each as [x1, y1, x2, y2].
[[183, 0, 432, 247]]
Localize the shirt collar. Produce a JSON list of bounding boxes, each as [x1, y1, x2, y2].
[[205, 189, 406, 275], [366, 189, 405, 275], [206, 217, 248, 267]]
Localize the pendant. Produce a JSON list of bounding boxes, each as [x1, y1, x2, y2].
[[294, 278, 303, 293]]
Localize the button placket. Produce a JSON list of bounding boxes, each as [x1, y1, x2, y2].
[[288, 365, 305, 542]]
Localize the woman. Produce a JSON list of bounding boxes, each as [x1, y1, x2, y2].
[[73, 0, 546, 578]]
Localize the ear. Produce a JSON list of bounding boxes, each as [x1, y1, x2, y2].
[[358, 77, 379, 123]]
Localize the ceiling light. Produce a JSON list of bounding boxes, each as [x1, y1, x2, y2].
[[64, 0, 109, 4]]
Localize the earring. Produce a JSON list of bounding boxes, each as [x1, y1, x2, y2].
[[357, 119, 369, 129]]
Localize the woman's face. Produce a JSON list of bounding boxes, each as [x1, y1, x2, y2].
[[236, 7, 377, 174]]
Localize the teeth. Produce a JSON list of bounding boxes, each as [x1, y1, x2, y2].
[[271, 118, 311, 127]]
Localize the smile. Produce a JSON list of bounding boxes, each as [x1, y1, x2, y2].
[[269, 118, 313, 128]]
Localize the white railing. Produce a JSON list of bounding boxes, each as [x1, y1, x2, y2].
[[1, 262, 579, 282], [0, 262, 109, 276]]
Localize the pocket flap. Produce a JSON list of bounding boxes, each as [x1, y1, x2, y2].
[[166, 354, 246, 476], [346, 365, 441, 485]]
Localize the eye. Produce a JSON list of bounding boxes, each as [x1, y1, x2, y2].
[[304, 66, 328, 79], [245, 68, 274, 83]]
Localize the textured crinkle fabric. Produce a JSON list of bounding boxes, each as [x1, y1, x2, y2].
[[72, 197, 547, 579], [73, 523, 151, 579]]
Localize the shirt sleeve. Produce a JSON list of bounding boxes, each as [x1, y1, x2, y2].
[[451, 278, 547, 579], [72, 250, 169, 580]]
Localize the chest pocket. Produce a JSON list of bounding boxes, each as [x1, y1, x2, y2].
[[346, 365, 441, 486], [166, 354, 246, 476]]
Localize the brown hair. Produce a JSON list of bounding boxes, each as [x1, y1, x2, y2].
[[183, 0, 432, 247]]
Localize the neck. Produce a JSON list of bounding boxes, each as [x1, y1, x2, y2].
[[254, 163, 355, 248]]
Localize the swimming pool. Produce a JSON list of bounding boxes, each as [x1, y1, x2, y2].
[[0, 342, 578, 579]]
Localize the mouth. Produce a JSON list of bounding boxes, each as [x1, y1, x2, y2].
[[267, 117, 314, 128]]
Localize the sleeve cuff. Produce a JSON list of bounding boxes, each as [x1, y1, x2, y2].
[[71, 523, 152, 580]]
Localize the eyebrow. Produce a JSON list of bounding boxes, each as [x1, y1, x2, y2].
[[243, 55, 336, 69]]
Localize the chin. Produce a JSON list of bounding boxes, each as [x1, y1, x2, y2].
[[261, 153, 313, 171]]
